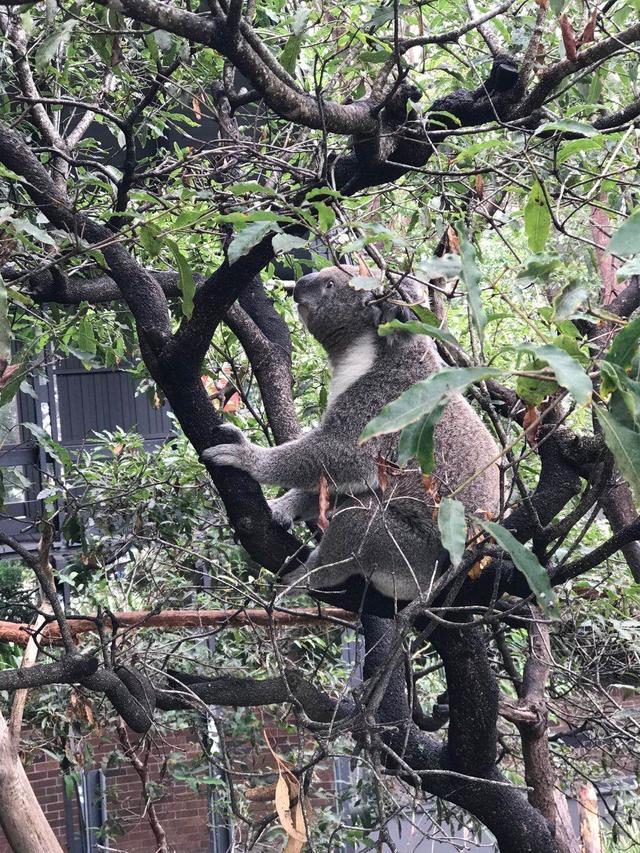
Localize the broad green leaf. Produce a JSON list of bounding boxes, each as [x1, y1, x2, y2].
[[76, 317, 96, 356], [518, 343, 592, 406], [397, 404, 446, 472], [378, 319, 458, 346], [595, 406, 640, 502], [280, 34, 303, 74], [360, 367, 502, 442], [601, 365, 640, 425], [228, 182, 276, 196], [0, 276, 10, 361], [23, 423, 72, 470], [361, 49, 393, 63], [606, 209, 640, 257], [139, 223, 162, 258], [227, 221, 275, 265], [618, 257, 640, 277], [603, 316, 640, 378], [416, 253, 462, 280], [12, 219, 56, 246], [524, 181, 551, 254], [517, 253, 562, 284], [165, 239, 196, 318], [483, 521, 559, 619], [553, 279, 587, 321], [557, 136, 606, 165], [438, 497, 467, 566], [272, 233, 308, 254], [536, 119, 599, 137], [458, 232, 486, 346], [313, 202, 335, 231], [35, 19, 77, 71]]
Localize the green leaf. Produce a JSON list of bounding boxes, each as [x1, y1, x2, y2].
[[416, 253, 462, 280], [35, 19, 77, 71], [524, 181, 551, 254], [517, 253, 562, 284], [603, 316, 640, 375], [438, 497, 467, 566], [378, 319, 458, 346], [23, 423, 72, 470], [361, 49, 393, 63], [0, 276, 11, 361], [517, 343, 592, 406], [536, 119, 599, 137], [458, 232, 486, 346], [228, 181, 277, 196], [360, 367, 502, 442], [552, 279, 587, 321], [557, 136, 606, 165], [272, 233, 308, 254], [165, 239, 196, 318], [227, 221, 275, 266], [313, 202, 335, 231], [397, 404, 446, 472], [483, 522, 559, 619], [76, 317, 96, 355], [606, 209, 640, 257], [601, 365, 640, 424], [280, 34, 303, 74], [595, 406, 640, 502], [12, 218, 56, 246], [139, 223, 162, 258]]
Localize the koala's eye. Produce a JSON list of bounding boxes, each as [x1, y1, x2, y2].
[[325, 279, 334, 290]]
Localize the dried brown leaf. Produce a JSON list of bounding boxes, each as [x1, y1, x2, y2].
[[318, 473, 330, 531], [559, 13, 578, 61]]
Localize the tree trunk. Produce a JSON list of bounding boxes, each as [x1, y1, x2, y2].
[[0, 712, 63, 853], [578, 782, 602, 853]]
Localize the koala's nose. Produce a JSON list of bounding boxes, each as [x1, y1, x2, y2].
[[293, 274, 315, 304]]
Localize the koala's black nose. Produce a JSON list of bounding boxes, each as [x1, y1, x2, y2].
[[293, 274, 315, 304]]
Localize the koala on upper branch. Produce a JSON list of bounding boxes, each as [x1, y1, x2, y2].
[[202, 266, 500, 602]]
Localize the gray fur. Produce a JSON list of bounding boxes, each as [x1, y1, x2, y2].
[[203, 266, 500, 600]]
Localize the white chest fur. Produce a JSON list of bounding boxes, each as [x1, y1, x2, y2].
[[327, 334, 377, 406]]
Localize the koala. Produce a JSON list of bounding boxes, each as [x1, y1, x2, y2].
[[202, 266, 500, 602]]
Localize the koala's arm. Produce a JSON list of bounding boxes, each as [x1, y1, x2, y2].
[[202, 424, 376, 491], [268, 489, 320, 527]]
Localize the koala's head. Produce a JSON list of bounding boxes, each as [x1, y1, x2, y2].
[[293, 266, 419, 352]]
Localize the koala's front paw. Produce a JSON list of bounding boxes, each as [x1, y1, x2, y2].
[[201, 426, 257, 474]]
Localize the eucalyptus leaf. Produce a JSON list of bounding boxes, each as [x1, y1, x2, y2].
[[378, 319, 458, 346], [361, 367, 502, 442], [458, 232, 486, 346], [438, 497, 467, 566], [517, 343, 592, 405], [165, 239, 196, 318], [397, 404, 446, 472], [595, 406, 640, 502], [524, 181, 551, 254], [272, 233, 308, 254], [483, 521, 559, 618], [606, 209, 640, 257], [227, 221, 276, 265]]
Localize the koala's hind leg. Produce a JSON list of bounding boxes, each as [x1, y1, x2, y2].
[[278, 544, 358, 595]]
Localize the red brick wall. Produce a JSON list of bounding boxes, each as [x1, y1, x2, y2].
[[0, 728, 211, 853]]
